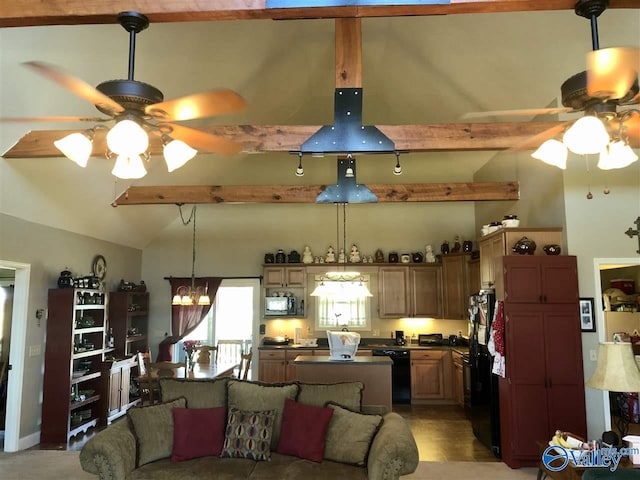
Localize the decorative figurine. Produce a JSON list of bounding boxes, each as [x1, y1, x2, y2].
[[375, 249, 385, 263], [463, 240, 473, 252], [388, 252, 399, 263], [302, 246, 314, 264], [367, 255, 374, 263], [338, 248, 346, 264], [325, 246, 336, 263], [349, 244, 361, 263], [451, 236, 461, 253], [441, 241, 450, 255], [288, 250, 300, 263], [425, 245, 436, 263]]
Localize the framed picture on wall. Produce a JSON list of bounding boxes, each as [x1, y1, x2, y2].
[[580, 298, 595, 332]]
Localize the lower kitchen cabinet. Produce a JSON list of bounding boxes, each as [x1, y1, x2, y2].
[[105, 356, 140, 424], [410, 350, 447, 400], [258, 350, 287, 382]]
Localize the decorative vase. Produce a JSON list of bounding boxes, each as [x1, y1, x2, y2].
[[543, 244, 562, 255], [512, 236, 537, 255], [186, 353, 196, 372]]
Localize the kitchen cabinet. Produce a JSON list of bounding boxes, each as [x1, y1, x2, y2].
[[108, 291, 149, 357], [467, 258, 481, 296], [105, 356, 140, 424], [263, 266, 307, 318], [378, 265, 442, 318], [442, 253, 473, 319], [497, 255, 586, 468], [410, 350, 447, 400], [42, 288, 108, 443], [258, 349, 287, 383], [452, 351, 464, 408], [479, 227, 563, 288], [495, 255, 579, 304]]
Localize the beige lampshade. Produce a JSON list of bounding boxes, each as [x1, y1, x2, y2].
[[586, 342, 640, 392]]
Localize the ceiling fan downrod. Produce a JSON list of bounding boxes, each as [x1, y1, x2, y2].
[[575, 0, 608, 50], [117, 11, 149, 81]]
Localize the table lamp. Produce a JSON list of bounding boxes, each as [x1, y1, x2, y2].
[[586, 342, 640, 438]]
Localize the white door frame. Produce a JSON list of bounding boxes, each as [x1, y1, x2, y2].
[[593, 257, 640, 432], [0, 260, 30, 452]]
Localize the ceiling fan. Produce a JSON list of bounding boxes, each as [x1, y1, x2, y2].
[[3, 11, 247, 179], [463, 0, 640, 170]]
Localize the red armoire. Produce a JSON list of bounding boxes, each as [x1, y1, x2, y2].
[[494, 255, 587, 468]]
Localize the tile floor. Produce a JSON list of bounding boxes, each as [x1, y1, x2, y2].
[[393, 404, 499, 462]]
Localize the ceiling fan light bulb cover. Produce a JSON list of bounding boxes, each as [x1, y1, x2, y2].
[[111, 154, 147, 179], [164, 139, 197, 172], [107, 119, 149, 155], [563, 116, 610, 155], [598, 141, 639, 170], [532, 139, 568, 169], [54, 132, 93, 167]]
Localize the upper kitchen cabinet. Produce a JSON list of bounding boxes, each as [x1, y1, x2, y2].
[[495, 256, 579, 304], [479, 227, 563, 289], [263, 266, 306, 288], [442, 253, 475, 319], [379, 265, 442, 318]]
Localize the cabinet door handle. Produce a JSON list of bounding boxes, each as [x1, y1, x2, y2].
[[538, 295, 543, 303]]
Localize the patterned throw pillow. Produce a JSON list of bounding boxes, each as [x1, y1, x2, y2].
[[220, 407, 277, 461], [127, 397, 187, 467], [323, 402, 383, 466]]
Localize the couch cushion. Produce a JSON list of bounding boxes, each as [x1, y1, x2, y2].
[[323, 402, 383, 467], [159, 377, 228, 408], [277, 399, 334, 462], [227, 380, 299, 450], [250, 453, 368, 480], [220, 407, 276, 461], [171, 407, 226, 462], [296, 381, 364, 412], [127, 397, 187, 467]]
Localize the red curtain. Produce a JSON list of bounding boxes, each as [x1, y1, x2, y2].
[[157, 277, 223, 361]]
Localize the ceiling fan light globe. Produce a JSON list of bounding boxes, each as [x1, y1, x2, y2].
[[598, 141, 639, 170], [111, 154, 147, 179], [107, 119, 149, 155], [163, 139, 197, 172], [563, 116, 609, 155], [54, 132, 93, 167], [532, 139, 568, 169]]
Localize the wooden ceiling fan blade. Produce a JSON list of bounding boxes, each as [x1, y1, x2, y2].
[[163, 123, 243, 156], [461, 107, 574, 120], [511, 123, 569, 151], [587, 47, 640, 100], [0, 116, 111, 123], [23, 61, 124, 115], [145, 89, 246, 121]]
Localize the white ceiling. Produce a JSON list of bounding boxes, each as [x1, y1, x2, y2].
[[0, 9, 638, 248]]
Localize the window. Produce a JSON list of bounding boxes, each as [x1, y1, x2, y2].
[[314, 275, 371, 331]]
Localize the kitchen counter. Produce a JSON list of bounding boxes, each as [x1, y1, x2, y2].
[[259, 343, 469, 353], [293, 355, 393, 365]]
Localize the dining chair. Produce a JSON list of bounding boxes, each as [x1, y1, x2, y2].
[[136, 352, 158, 405], [239, 350, 253, 381], [194, 345, 218, 365], [216, 340, 244, 366]]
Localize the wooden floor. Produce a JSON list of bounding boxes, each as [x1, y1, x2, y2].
[[31, 403, 499, 462]]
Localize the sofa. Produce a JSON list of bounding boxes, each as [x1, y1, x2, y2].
[[80, 377, 419, 480]]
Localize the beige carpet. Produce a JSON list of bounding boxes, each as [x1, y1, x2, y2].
[[0, 450, 539, 479]]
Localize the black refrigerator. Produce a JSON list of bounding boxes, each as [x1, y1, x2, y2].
[[468, 289, 501, 458]]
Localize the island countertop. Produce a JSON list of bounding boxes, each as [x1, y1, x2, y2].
[[293, 355, 393, 365]]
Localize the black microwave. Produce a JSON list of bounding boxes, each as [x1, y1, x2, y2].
[[264, 296, 295, 316]]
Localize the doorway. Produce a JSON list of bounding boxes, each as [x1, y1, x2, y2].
[[0, 260, 30, 452]]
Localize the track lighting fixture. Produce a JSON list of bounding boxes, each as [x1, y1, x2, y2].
[[344, 154, 355, 178], [393, 151, 403, 175], [295, 153, 304, 176]]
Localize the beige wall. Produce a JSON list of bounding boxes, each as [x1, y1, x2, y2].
[[0, 214, 142, 441]]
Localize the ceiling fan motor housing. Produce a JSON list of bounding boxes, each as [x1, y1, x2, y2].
[[561, 71, 638, 110], [95, 79, 164, 114]]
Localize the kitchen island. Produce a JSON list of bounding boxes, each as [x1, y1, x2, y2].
[[293, 355, 393, 412]]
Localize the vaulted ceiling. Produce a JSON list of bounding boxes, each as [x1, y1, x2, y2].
[[1, 3, 638, 247]]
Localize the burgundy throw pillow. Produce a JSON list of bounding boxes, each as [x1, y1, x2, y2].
[[277, 399, 334, 463], [171, 406, 226, 462]]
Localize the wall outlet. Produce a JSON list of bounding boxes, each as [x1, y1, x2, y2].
[[590, 349, 597, 361], [29, 344, 41, 357]]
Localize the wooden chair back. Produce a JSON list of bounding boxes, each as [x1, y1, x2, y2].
[[240, 350, 253, 381], [216, 340, 244, 366], [136, 352, 158, 405], [194, 345, 218, 365]]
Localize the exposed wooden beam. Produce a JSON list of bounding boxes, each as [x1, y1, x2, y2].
[[335, 18, 362, 89], [2, 121, 572, 158], [0, 1, 636, 27], [112, 182, 519, 205]]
